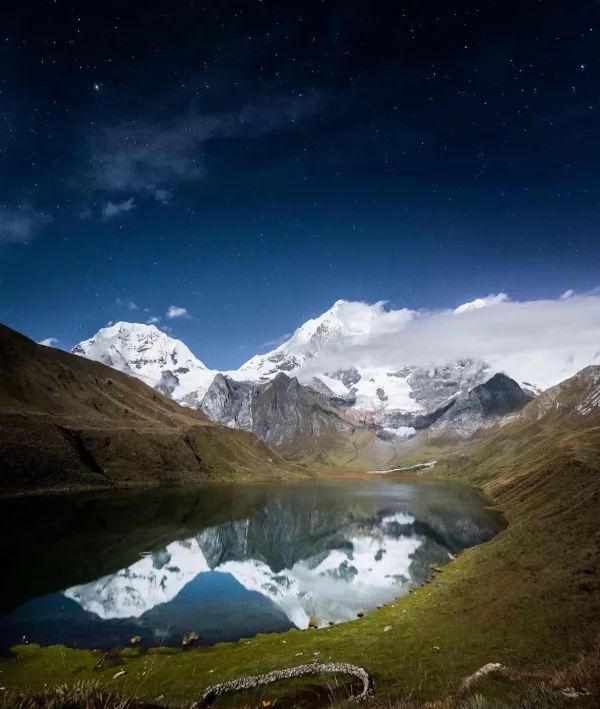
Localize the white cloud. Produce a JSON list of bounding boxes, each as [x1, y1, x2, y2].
[[38, 337, 59, 347], [560, 289, 575, 300], [153, 189, 172, 205], [299, 294, 600, 391], [115, 297, 138, 311], [147, 316, 161, 324], [166, 305, 190, 319], [101, 197, 135, 220], [261, 332, 292, 348], [0, 203, 52, 244]]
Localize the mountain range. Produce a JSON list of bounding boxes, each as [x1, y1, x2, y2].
[[71, 297, 593, 453]]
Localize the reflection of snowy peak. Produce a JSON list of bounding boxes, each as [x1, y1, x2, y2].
[[63, 484, 502, 630], [64, 515, 425, 626], [64, 539, 210, 620]]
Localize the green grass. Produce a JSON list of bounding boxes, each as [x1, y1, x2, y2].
[[2, 674, 597, 709]]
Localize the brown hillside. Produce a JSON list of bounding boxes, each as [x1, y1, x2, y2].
[[0, 324, 303, 492]]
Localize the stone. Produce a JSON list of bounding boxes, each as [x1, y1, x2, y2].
[[182, 631, 200, 646], [460, 663, 507, 691]]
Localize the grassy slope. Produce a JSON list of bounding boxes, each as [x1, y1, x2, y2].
[[2, 369, 599, 705], [0, 324, 304, 491], [281, 429, 396, 469]]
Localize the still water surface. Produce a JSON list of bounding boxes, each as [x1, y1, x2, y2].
[[0, 479, 504, 650]]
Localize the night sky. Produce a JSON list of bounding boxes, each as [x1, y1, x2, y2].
[[1, 0, 599, 368]]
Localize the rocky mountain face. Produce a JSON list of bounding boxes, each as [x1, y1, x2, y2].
[[201, 372, 356, 449], [429, 373, 535, 436], [521, 364, 600, 421]]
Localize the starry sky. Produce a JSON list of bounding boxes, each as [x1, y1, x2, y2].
[[1, 0, 599, 368]]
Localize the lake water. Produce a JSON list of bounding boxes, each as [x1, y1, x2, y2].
[[0, 479, 505, 650]]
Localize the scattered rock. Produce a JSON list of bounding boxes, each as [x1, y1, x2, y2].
[[460, 663, 507, 691], [129, 635, 142, 645], [328, 621, 335, 626], [112, 670, 126, 679], [154, 695, 165, 703], [182, 632, 200, 646], [561, 687, 592, 699], [384, 625, 393, 632]]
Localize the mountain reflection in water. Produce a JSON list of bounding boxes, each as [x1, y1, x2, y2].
[[0, 480, 505, 649]]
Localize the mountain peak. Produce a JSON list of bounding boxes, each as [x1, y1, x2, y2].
[[454, 298, 488, 314], [453, 293, 509, 314], [72, 321, 213, 397], [98, 321, 162, 337]]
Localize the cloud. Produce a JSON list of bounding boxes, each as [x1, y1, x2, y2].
[[261, 332, 292, 349], [560, 289, 575, 300], [38, 337, 59, 347], [166, 305, 190, 319], [298, 294, 600, 391], [101, 198, 135, 220], [153, 189, 172, 205], [115, 297, 139, 311], [147, 316, 161, 324], [88, 94, 321, 196], [0, 203, 52, 245]]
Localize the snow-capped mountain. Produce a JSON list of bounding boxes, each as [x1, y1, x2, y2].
[[237, 299, 414, 383], [72, 295, 600, 441], [72, 322, 216, 407]]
